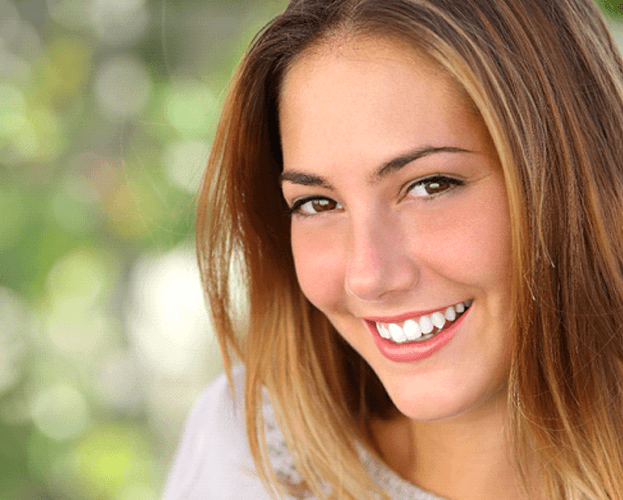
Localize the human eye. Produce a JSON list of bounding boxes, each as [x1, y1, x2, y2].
[[406, 175, 464, 200], [286, 196, 343, 217]]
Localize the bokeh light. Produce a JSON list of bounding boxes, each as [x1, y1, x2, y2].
[[30, 384, 89, 441], [97, 350, 145, 415], [50, 175, 103, 236], [90, 0, 150, 46], [165, 79, 218, 137], [126, 246, 213, 377], [162, 140, 209, 193], [95, 55, 152, 120], [46, 0, 91, 29]]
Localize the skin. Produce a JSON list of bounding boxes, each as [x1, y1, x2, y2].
[[279, 37, 523, 499]]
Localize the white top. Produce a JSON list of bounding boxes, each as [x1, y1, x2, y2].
[[162, 366, 446, 500]]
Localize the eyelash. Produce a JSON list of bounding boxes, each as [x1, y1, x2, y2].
[[286, 175, 463, 217]]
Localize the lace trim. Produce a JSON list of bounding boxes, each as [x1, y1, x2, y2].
[[263, 404, 445, 500]]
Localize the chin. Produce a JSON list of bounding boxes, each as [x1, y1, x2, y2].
[[376, 371, 509, 423]]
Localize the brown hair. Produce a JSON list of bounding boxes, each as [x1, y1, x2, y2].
[[195, 1, 623, 498]]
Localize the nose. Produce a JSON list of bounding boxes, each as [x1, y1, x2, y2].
[[345, 210, 419, 302]]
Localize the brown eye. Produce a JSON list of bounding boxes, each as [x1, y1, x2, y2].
[[290, 197, 343, 216], [425, 180, 451, 195], [407, 175, 462, 199], [310, 199, 338, 212]]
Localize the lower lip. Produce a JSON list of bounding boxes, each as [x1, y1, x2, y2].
[[366, 308, 469, 363]]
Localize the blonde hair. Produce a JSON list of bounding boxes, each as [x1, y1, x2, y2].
[[195, 1, 623, 498]]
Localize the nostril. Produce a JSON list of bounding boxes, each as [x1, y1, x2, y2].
[[345, 270, 384, 301]]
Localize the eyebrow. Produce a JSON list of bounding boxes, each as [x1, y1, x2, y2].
[[279, 146, 473, 188]]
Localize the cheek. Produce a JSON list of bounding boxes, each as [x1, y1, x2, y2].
[[423, 188, 512, 291], [469, 193, 513, 290], [444, 218, 511, 284], [291, 224, 346, 309]]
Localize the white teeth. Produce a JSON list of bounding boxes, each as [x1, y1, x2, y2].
[[444, 306, 456, 321], [431, 312, 446, 329], [403, 319, 421, 340], [375, 300, 472, 344], [388, 323, 407, 343], [419, 315, 434, 334], [378, 323, 391, 339]]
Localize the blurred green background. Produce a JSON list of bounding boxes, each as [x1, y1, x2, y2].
[[0, 0, 286, 498], [0, 1, 620, 499]]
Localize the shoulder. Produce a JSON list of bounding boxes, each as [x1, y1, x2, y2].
[[162, 366, 280, 500]]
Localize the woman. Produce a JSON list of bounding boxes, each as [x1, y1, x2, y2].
[[164, 0, 623, 499]]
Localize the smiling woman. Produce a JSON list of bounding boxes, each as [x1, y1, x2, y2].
[[163, 1, 623, 499], [280, 43, 514, 435]]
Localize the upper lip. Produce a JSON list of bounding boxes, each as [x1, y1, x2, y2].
[[363, 302, 470, 324]]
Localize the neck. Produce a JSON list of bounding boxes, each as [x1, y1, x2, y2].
[[372, 391, 529, 500]]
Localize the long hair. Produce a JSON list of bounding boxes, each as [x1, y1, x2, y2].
[[195, 1, 623, 498]]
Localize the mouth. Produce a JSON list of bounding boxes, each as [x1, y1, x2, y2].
[[368, 300, 473, 344]]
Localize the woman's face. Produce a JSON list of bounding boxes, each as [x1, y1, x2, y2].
[[279, 38, 514, 421]]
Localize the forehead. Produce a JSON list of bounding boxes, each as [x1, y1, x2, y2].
[[278, 36, 486, 174], [280, 34, 471, 113], [282, 36, 447, 102]]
